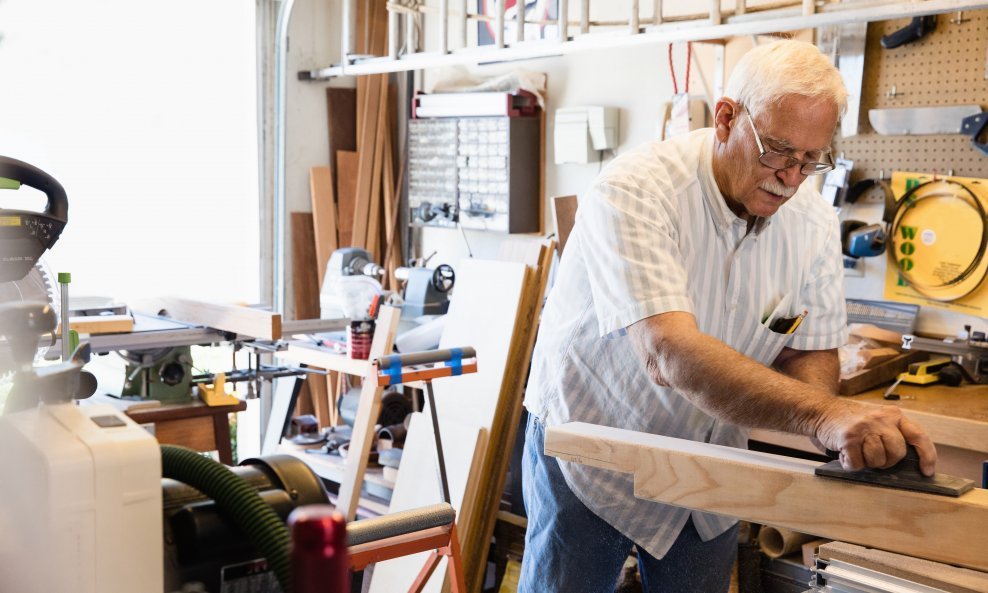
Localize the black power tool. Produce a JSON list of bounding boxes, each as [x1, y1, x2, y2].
[[0, 156, 68, 283]]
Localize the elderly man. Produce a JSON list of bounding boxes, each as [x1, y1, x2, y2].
[[519, 39, 936, 593]]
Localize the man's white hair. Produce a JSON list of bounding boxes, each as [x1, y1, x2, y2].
[[725, 39, 848, 119]]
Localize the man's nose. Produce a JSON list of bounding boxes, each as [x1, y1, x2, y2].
[[776, 163, 805, 188]]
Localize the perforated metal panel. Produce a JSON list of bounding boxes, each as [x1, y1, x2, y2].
[[834, 10, 988, 182]]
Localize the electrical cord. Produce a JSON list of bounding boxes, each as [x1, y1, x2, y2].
[[887, 178, 988, 301]]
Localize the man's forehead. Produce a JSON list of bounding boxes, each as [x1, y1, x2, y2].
[[753, 100, 835, 153], [761, 128, 830, 154]]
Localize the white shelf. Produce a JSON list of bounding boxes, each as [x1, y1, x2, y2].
[[302, 0, 988, 79], [278, 341, 374, 376]]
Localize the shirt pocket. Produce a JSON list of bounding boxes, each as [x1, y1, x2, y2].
[[746, 322, 792, 366]]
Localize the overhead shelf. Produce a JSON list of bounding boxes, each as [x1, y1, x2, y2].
[[300, 0, 988, 80]]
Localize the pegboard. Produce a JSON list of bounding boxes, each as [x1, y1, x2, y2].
[[833, 10, 988, 183]]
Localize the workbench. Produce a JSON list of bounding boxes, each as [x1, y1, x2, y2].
[[89, 393, 246, 464], [750, 383, 988, 482]]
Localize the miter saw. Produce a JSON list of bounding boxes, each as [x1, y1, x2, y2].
[[0, 157, 67, 382], [0, 156, 165, 593]]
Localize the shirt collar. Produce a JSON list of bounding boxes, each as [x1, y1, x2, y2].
[[698, 131, 772, 236]]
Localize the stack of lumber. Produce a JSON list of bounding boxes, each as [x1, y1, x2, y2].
[[322, 0, 402, 291], [369, 241, 555, 593], [292, 0, 401, 424]]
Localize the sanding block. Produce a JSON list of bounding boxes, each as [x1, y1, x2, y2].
[[815, 445, 974, 497]]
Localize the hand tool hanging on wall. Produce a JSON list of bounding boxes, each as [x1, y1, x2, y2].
[[868, 105, 982, 135], [880, 14, 937, 49], [961, 111, 988, 156], [839, 177, 895, 258]]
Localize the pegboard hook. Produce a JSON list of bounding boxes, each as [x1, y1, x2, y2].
[[949, 11, 969, 25]]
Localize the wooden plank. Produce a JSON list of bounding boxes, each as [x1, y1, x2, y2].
[[154, 297, 281, 341], [326, 87, 357, 168], [337, 150, 359, 247], [465, 241, 555, 593], [545, 422, 988, 572], [383, 140, 403, 291], [552, 195, 578, 256], [433, 259, 528, 432], [290, 212, 331, 426], [368, 258, 533, 593], [818, 541, 988, 593], [351, 1, 387, 251], [446, 251, 554, 593], [290, 212, 317, 419], [879, 406, 988, 454], [351, 73, 384, 250], [64, 315, 134, 335], [290, 212, 321, 320], [380, 112, 397, 290], [356, 77, 367, 156], [367, 413, 484, 593], [753, 405, 988, 456], [365, 79, 388, 262], [310, 166, 339, 288], [279, 342, 374, 376], [336, 305, 401, 520]]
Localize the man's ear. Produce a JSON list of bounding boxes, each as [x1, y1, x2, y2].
[[713, 98, 738, 142]]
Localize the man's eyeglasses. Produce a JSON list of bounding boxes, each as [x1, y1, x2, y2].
[[743, 110, 834, 176]]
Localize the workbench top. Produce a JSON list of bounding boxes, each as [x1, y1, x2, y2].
[[750, 382, 988, 482], [847, 383, 988, 423]]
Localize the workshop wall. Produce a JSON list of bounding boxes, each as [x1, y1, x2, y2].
[[415, 41, 680, 263], [283, 1, 987, 336], [281, 0, 347, 317], [834, 13, 988, 336]]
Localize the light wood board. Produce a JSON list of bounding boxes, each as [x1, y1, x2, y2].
[[65, 315, 133, 335], [818, 541, 988, 593], [153, 297, 281, 341], [290, 211, 331, 426], [552, 195, 578, 256], [369, 257, 531, 592], [326, 87, 357, 167], [336, 150, 359, 248], [309, 166, 338, 288], [433, 259, 528, 430], [436, 258, 530, 592], [465, 240, 555, 593], [545, 422, 988, 572], [335, 305, 401, 520], [367, 412, 484, 593]]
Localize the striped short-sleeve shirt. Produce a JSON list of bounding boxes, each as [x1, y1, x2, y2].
[[524, 128, 848, 559]]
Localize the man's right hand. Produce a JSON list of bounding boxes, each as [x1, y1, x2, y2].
[[814, 401, 937, 476]]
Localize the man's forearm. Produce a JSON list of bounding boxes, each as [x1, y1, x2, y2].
[[630, 315, 841, 437], [629, 311, 937, 475], [774, 348, 840, 394]]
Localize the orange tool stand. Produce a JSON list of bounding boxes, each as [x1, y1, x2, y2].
[[293, 346, 477, 592]]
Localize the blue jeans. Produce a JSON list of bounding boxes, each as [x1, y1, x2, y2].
[[519, 416, 738, 593]]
